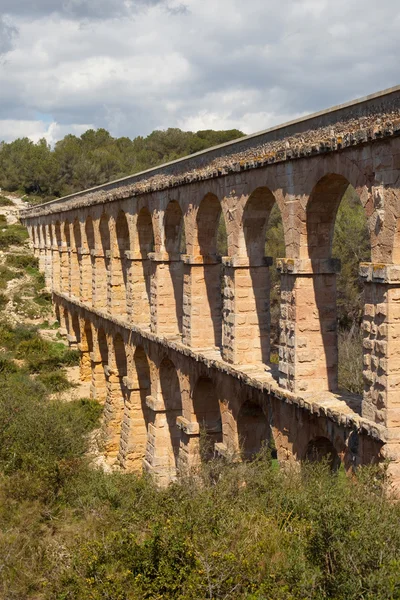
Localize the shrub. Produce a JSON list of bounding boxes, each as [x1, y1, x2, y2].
[[0, 223, 29, 249], [0, 264, 22, 289], [6, 254, 38, 269], [15, 336, 80, 372], [36, 369, 73, 393], [0, 293, 8, 311], [0, 195, 14, 206], [338, 327, 364, 394]]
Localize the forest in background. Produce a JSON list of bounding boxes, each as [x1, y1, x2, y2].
[[0, 128, 244, 200]]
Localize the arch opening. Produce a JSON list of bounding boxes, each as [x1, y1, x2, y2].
[[115, 211, 130, 316], [303, 175, 370, 396], [194, 194, 223, 348], [135, 207, 154, 327], [192, 376, 222, 462], [159, 357, 183, 470], [164, 201, 185, 336], [237, 399, 270, 461], [304, 437, 341, 472]]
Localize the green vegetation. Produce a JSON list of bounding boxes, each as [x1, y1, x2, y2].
[[0, 220, 29, 249], [6, 253, 39, 269], [0, 330, 400, 599], [0, 194, 14, 206], [0, 128, 244, 200]]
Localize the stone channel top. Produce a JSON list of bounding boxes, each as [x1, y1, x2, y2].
[[22, 85, 400, 217]]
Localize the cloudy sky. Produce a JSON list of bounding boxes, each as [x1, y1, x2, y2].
[[0, 0, 399, 144]]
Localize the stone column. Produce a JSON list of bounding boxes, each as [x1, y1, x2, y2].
[[79, 248, 92, 305], [92, 249, 109, 311], [125, 252, 134, 322], [181, 255, 222, 351], [51, 245, 61, 292], [149, 252, 183, 338], [90, 353, 108, 404], [129, 252, 151, 328], [59, 245, 70, 295], [109, 252, 127, 317], [43, 243, 53, 290], [143, 394, 181, 486], [78, 340, 92, 383], [118, 376, 149, 472], [38, 243, 46, 274], [103, 364, 126, 460], [277, 258, 340, 393], [222, 256, 272, 366], [360, 263, 400, 485], [70, 249, 80, 298]]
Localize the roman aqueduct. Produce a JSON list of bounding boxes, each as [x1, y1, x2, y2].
[[21, 86, 400, 487]]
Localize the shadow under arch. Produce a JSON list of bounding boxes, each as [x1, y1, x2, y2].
[[159, 356, 183, 470], [72, 218, 82, 297], [304, 173, 370, 393], [304, 436, 341, 472], [136, 206, 154, 326], [85, 216, 95, 305], [195, 193, 223, 348], [241, 186, 281, 365], [71, 312, 81, 344], [115, 210, 130, 315], [164, 200, 185, 335], [97, 327, 109, 367], [237, 399, 271, 461], [99, 213, 110, 309], [192, 376, 222, 462]]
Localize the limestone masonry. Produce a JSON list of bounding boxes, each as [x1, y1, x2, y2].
[[21, 86, 400, 487]]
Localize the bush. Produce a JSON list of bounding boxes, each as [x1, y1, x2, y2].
[[0, 292, 7, 310], [6, 254, 38, 269], [36, 369, 73, 393], [0, 195, 13, 206], [338, 327, 364, 394], [0, 264, 22, 289], [0, 223, 28, 249], [15, 337, 80, 373]]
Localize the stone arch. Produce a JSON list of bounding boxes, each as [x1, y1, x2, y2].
[[192, 376, 222, 461], [292, 173, 371, 393], [98, 327, 109, 367], [162, 200, 185, 335], [120, 345, 151, 472], [304, 436, 341, 472], [305, 173, 357, 260], [113, 333, 127, 377], [96, 213, 110, 310], [71, 312, 81, 345], [158, 356, 183, 473], [237, 399, 270, 461], [240, 187, 276, 263], [196, 192, 221, 258], [85, 216, 95, 251], [80, 319, 93, 383], [63, 220, 71, 247], [104, 332, 127, 459], [114, 210, 130, 316], [190, 193, 223, 349], [165, 200, 185, 256], [41, 224, 47, 247], [134, 206, 154, 327], [71, 219, 82, 297], [84, 216, 95, 305], [55, 221, 62, 246]]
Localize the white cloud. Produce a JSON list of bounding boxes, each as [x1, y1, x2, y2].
[[0, 0, 399, 144]]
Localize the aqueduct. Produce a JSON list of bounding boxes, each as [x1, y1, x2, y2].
[[21, 86, 400, 487]]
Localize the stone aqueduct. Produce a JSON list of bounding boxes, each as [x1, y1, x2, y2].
[[21, 86, 400, 487]]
